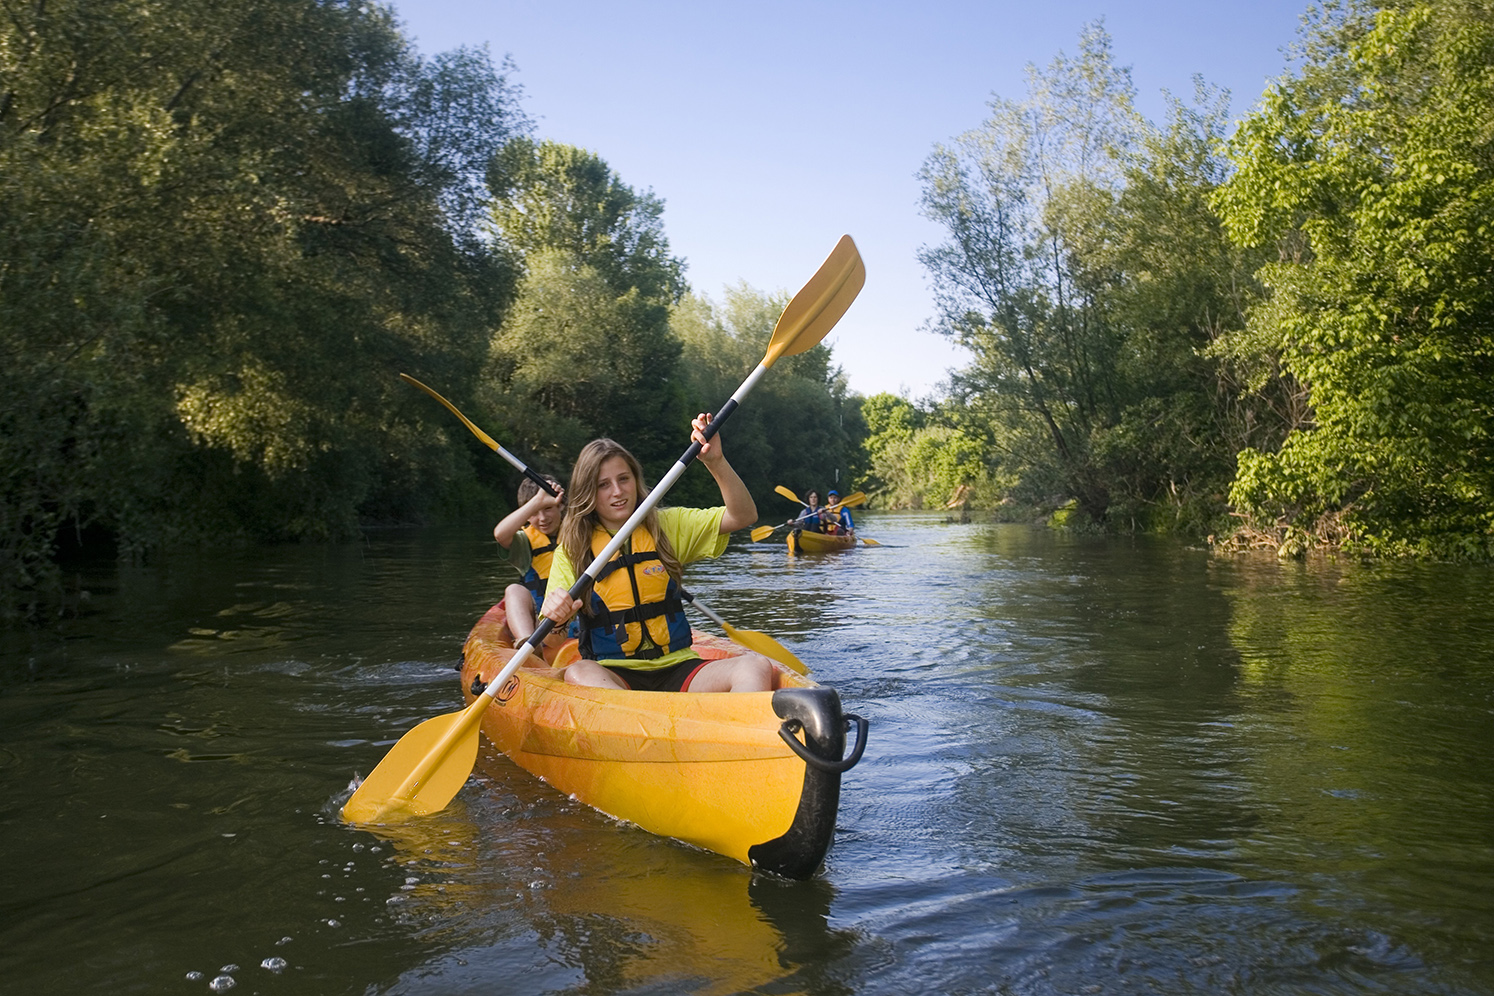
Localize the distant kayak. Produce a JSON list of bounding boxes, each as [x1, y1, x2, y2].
[[459, 601, 868, 878], [788, 529, 857, 554]]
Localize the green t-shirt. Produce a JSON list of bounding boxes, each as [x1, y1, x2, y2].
[[545, 506, 729, 670]]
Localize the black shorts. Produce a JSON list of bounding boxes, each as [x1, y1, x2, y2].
[[604, 656, 709, 692]]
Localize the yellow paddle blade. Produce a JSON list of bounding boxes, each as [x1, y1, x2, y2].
[[341, 700, 485, 823], [763, 236, 865, 367], [860, 537, 881, 546], [723, 624, 808, 675], [774, 485, 804, 505], [750, 525, 776, 542], [399, 374, 502, 453]]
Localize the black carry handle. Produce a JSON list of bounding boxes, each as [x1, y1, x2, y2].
[[777, 713, 869, 773]]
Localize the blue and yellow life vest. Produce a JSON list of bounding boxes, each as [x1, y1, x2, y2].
[[521, 524, 558, 602], [578, 525, 691, 661]]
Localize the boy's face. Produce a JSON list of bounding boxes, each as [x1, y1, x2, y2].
[[529, 502, 562, 535]]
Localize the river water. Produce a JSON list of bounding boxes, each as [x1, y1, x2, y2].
[[3, 512, 1492, 995]]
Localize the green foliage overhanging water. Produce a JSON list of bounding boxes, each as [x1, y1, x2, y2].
[[884, 4, 1494, 558], [8, 1, 1494, 622], [0, 0, 862, 621]]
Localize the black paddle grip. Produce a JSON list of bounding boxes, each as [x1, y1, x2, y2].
[[680, 398, 739, 466], [524, 467, 559, 498], [520, 573, 598, 656]]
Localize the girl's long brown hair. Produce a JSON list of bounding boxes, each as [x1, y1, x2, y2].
[[560, 439, 683, 615]]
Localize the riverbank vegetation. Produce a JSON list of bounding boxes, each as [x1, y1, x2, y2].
[[5, 1, 1491, 619], [0, 0, 858, 620], [871, 2, 1493, 561]]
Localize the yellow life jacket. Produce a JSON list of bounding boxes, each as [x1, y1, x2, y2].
[[579, 525, 691, 661], [521, 524, 557, 600]]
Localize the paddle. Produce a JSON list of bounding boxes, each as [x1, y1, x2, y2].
[[342, 234, 864, 824], [398, 373, 559, 500], [680, 591, 808, 675], [775, 484, 807, 505], [397, 373, 802, 672], [751, 491, 865, 542]]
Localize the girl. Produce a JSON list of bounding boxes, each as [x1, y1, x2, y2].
[[541, 414, 775, 692]]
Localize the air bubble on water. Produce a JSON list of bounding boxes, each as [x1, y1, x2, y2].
[[405, 876, 419, 884], [335, 896, 346, 902], [326, 919, 341, 927], [261, 957, 288, 973], [352, 843, 365, 852], [208, 975, 236, 992], [276, 936, 293, 945], [387, 895, 405, 905], [370, 846, 381, 853], [220, 965, 239, 973], [186, 971, 204, 981]]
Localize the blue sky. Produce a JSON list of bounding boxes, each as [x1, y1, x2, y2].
[[392, 0, 1310, 398]]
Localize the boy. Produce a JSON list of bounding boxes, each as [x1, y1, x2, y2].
[[492, 475, 565, 639]]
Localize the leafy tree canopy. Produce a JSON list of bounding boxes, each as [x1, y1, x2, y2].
[[1, 0, 528, 618], [917, 21, 1261, 530], [1214, 1, 1494, 556]]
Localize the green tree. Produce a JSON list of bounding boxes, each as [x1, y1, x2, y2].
[[1, 0, 527, 618], [482, 249, 683, 470], [486, 138, 685, 301], [481, 139, 689, 476], [671, 284, 863, 510], [918, 22, 1260, 531], [1214, 1, 1494, 556]]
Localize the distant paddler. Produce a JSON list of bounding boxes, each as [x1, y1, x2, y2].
[[820, 488, 854, 535]]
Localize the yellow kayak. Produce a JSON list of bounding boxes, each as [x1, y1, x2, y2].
[[788, 528, 857, 553], [459, 602, 867, 879]]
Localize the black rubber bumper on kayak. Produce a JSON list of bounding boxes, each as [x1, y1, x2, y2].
[[748, 687, 869, 879]]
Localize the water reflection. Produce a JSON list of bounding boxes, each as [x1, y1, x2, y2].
[[4, 518, 1494, 994], [359, 743, 857, 995]]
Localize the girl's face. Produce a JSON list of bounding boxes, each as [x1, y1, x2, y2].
[[807, 491, 819, 508], [595, 455, 638, 531]]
